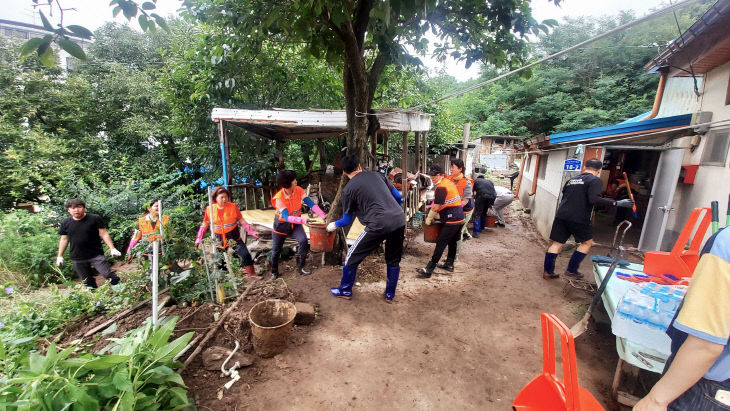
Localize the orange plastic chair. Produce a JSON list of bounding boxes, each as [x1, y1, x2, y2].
[[643, 207, 711, 278], [512, 313, 604, 411]]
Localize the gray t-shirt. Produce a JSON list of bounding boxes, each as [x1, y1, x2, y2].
[[342, 171, 406, 234]]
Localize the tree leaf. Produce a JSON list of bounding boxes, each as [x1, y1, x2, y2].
[[66, 25, 93, 39], [151, 13, 169, 32], [81, 354, 129, 370], [58, 39, 87, 60], [39, 10, 54, 31], [141, 2, 156, 10], [37, 44, 56, 67], [19, 38, 43, 61]]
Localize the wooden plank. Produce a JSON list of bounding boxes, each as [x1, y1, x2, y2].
[[401, 131, 408, 213], [414, 131, 421, 174], [421, 131, 428, 172]]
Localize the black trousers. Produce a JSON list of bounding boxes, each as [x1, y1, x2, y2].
[[473, 195, 495, 227], [216, 228, 254, 267], [270, 223, 309, 264], [72, 255, 120, 288], [344, 225, 405, 269], [430, 223, 464, 265]]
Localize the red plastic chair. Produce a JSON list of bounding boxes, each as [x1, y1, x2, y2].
[[643, 207, 711, 278], [512, 313, 604, 411]]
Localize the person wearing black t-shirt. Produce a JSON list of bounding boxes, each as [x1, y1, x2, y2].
[[56, 198, 121, 288], [327, 155, 406, 303], [543, 159, 634, 280]]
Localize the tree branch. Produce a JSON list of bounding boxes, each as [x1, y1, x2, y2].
[[352, 0, 373, 50]]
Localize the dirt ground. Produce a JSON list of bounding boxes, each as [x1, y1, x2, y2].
[[58, 200, 624, 410]]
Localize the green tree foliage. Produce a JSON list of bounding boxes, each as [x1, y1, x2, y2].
[[445, 3, 713, 138]]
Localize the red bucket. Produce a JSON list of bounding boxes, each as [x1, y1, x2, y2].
[[308, 223, 335, 252], [485, 215, 497, 227], [423, 222, 442, 243]]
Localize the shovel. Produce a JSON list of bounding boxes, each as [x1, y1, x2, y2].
[[570, 245, 624, 338]]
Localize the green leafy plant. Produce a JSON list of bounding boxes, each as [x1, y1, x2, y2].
[[0, 316, 194, 410]]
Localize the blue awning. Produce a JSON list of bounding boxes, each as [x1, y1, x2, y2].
[[548, 114, 692, 145]]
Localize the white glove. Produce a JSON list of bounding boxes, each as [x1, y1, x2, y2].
[[110, 248, 122, 257], [56, 256, 64, 267], [326, 222, 337, 232]]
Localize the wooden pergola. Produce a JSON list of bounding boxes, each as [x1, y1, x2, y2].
[[211, 107, 433, 213]]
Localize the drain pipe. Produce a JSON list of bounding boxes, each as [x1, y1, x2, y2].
[[514, 153, 528, 197], [528, 154, 541, 196], [640, 69, 668, 121]]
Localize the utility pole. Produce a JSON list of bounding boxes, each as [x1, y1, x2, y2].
[[461, 123, 470, 162]]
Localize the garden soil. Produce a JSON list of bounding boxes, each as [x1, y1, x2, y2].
[[60, 201, 622, 410]]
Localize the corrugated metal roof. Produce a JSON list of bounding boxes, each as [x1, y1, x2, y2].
[[655, 77, 702, 118], [548, 113, 693, 145]]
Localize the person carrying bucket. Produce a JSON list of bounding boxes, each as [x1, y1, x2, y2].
[[269, 170, 327, 281], [448, 158, 474, 257], [417, 164, 465, 278], [327, 154, 405, 303], [195, 186, 262, 280], [126, 200, 169, 260]]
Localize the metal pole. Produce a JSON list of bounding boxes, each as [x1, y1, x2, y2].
[[152, 240, 159, 328], [200, 245, 216, 303], [218, 121, 229, 188], [207, 186, 222, 302], [422, 131, 428, 173], [157, 200, 165, 256]]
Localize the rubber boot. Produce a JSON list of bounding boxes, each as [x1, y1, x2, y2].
[[330, 265, 356, 299], [296, 255, 311, 276], [268, 262, 279, 281], [384, 266, 400, 303], [244, 265, 262, 280], [437, 259, 455, 272], [416, 261, 436, 279], [473, 217, 481, 238]]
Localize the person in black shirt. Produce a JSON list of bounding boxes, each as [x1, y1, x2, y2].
[[327, 155, 406, 303], [543, 159, 634, 279], [56, 198, 121, 288], [472, 175, 496, 238]]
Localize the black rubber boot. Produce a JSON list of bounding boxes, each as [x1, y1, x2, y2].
[[296, 255, 311, 276], [416, 261, 436, 279], [268, 262, 279, 281], [437, 259, 455, 272]]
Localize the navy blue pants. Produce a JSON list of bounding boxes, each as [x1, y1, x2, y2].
[[270, 223, 309, 264], [668, 378, 730, 410]]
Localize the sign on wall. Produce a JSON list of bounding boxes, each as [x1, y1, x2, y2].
[[563, 159, 582, 171]]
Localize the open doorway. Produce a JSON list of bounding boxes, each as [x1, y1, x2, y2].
[[592, 149, 662, 248]]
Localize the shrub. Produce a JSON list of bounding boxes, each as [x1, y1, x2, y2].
[[0, 210, 75, 287]]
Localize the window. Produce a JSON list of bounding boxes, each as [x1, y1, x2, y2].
[[700, 130, 730, 166], [538, 154, 548, 180]]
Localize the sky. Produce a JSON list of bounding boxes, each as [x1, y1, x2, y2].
[[3, 0, 669, 81]]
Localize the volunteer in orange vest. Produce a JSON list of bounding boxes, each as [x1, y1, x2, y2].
[[126, 200, 169, 259], [194, 186, 262, 280], [269, 170, 327, 281], [448, 158, 474, 261], [417, 164, 465, 278]]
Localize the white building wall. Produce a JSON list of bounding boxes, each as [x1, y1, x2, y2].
[[517, 150, 567, 240], [667, 60, 730, 247]]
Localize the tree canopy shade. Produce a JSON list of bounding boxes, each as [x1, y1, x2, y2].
[[182, 0, 559, 159]]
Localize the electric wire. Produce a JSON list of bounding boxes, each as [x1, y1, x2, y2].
[[408, 0, 705, 110]]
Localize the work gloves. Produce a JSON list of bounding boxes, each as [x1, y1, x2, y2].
[[326, 222, 337, 232], [425, 209, 439, 226], [616, 199, 635, 209], [56, 256, 64, 267], [110, 248, 122, 257]]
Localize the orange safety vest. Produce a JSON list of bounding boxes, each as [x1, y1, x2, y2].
[[203, 202, 242, 244], [137, 215, 169, 242], [436, 178, 461, 210], [272, 186, 305, 222], [448, 174, 472, 198]]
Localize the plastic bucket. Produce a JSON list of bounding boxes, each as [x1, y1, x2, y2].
[[485, 215, 497, 227], [248, 299, 297, 358], [308, 223, 335, 252], [423, 222, 442, 243]]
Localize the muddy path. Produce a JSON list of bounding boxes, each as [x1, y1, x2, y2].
[[188, 201, 619, 410]]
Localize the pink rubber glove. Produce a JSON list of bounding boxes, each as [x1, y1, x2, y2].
[[241, 221, 260, 239], [126, 238, 139, 255], [312, 204, 327, 219], [195, 225, 207, 246], [286, 215, 308, 225]]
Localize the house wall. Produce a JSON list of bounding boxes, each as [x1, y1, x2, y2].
[[517, 150, 567, 239], [667, 60, 730, 247]]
